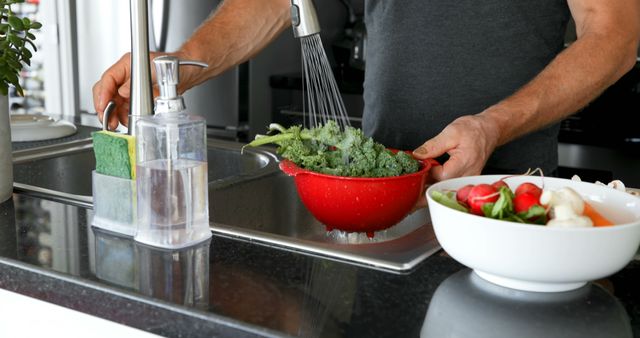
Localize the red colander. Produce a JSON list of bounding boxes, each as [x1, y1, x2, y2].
[[279, 153, 438, 236]]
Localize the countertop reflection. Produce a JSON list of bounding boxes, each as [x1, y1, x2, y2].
[[422, 270, 632, 338], [2, 194, 640, 337], [91, 227, 210, 310]]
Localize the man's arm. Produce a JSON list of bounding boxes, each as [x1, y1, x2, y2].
[[414, 0, 640, 181], [178, 0, 292, 89], [93, 0, 291, 129], [479, 0, 640, 147]]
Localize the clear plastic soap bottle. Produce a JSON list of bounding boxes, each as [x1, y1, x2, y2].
[[135, 56, 211, 248]]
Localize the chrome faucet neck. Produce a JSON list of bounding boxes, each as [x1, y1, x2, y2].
[[128, 0, 154, 136]]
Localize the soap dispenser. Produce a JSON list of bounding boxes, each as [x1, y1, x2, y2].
[[134, 55, 212, 249]]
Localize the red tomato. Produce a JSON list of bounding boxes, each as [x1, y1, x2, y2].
[[513, 192, 541, 214], [515, 182, 542, 198], [467, 184, 499, 215], [456, 184, 474, 205]]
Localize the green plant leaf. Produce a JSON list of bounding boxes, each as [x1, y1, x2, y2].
[[8, 34, 23, 47], [20, 47, 31, 59], [431, 190, 468, 213], [490, 187, 514, 219], [517, 205, 548, 225], [23, 38, 36, 51], [8, 15, 24, 31], [5, 70, 19, 86], [6, 58, 20, 70], [482, 202, 495, 217], [0, 7, 40, 95], [13, 83, 24, 97]]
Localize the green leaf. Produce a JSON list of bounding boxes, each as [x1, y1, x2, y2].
[[13, 82, 23, 97], [29, 21, 42, 30], [8, 15, 25, 31], [0, 82, 8, 96], [6, 58, 20, 70], [5, 70, 19, 86], [22, 17, 30, 27], [26, 32, 35, 40], [431, 190, 469, 213], [517, 205, 548, 225], [490, 187, 514, 219], [24, 38, 36, 51], [8, 34, 23, 47], [20, 47, 31, 59]]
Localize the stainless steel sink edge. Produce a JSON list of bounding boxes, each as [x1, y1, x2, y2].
[[13, 138, 94, 164], [12, 137, 281, 205], [210, 221, 441, 274], [13, 183, 94, 209]]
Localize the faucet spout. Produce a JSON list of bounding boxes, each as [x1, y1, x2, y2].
[[128, 0, 154, 136], [290, 0, 321, 38]]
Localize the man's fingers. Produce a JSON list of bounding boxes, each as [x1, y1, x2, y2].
[[93, 53, 132, 114], [413, 132, 457, 160], [118, 80, 131, 99]]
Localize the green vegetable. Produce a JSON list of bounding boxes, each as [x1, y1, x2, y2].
[[0, 0, 42, 96], [480, 186, 546, 224], [485, 187, 515, 219], [435, 184, 548, 225], [243, 121, 420, 177], [430, 190, 468, 213]]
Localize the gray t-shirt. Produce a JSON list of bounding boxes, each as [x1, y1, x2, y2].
[[363, 1, 571, 175]]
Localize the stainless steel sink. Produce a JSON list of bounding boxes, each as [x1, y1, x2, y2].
[[12, 138, 278, 207], [209, 172, 440, 272], [13, 137, 440, 273]]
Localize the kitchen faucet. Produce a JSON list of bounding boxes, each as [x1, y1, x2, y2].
[[290, 0, 321, 38], [128, 0, 154, 137]]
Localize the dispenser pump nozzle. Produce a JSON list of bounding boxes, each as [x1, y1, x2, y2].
[[153, 56, 208, 114]]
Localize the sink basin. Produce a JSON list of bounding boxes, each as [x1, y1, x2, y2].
[[13, 137, 440, 273], [12, 138, 278, 207], [209, 172, 440, 272]]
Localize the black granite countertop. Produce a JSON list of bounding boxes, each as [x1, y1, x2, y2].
[[0, 194, 639, 338]]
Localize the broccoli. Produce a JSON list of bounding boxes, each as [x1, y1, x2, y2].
[[243, 121, 421, 178]]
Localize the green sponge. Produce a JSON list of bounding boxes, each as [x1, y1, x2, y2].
[[92, 131, 136, 179]]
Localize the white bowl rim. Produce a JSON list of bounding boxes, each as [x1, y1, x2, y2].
[[426, 174, 640, 232]]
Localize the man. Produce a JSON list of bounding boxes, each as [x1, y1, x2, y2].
[[93, 0, 640, 184]]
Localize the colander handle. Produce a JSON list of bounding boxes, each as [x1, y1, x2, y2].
[[279, 160, 306, 177], [420, 158, 441, 170]]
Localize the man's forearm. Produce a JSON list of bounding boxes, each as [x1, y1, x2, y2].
[[480, 3, 640, 147], [178, 0, 291, 89]]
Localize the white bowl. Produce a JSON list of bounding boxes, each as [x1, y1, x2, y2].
[[426, 175, 640, 292]]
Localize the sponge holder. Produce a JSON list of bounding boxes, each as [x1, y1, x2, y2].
[[92, 171, 137, 236]]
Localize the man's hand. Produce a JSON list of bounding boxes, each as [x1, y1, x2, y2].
[[92, 0, 292, 130], [92, 52, 162, 130], [92, 51, 200, 130], [409, 114, 499, 212], [412, 114, 500, 182]]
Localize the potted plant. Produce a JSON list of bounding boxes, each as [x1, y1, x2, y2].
[[0, 0, 41, 202]]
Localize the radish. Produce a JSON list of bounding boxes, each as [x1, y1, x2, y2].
[[492, 180, 509, 190], [467, 184, 499, 215], [513, 192, 541, 214], [515, 182, 542, 198], [456, 184, 474, 205]]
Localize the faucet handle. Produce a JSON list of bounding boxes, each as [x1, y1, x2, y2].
[[178, 60, 208, 68], [153, 56, 208, 100]]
